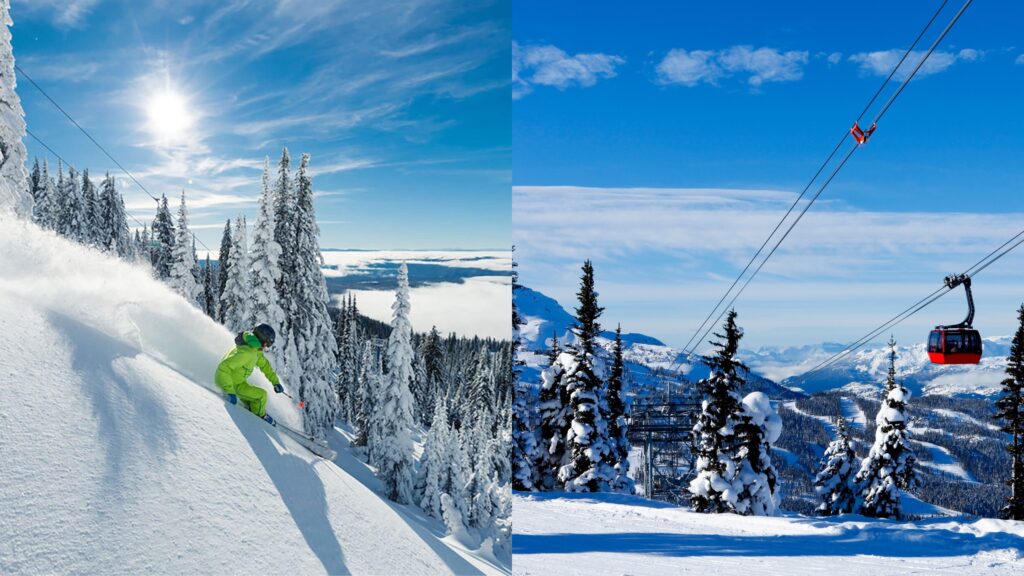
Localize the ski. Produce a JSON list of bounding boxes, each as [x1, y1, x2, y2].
[[273, 420, 337, 460]]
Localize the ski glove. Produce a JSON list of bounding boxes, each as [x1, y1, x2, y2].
[[227, 393, 237, 405], [273, 384, 284, 394]]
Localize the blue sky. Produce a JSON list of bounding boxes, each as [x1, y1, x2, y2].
[[12, 0, 510, 250], [513, 0, 1024, 349]]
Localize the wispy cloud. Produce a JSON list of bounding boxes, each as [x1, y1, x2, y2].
[[13, 0, 99, 29], [656, 45, 808, 88], [848, 48, 980, 80], [514, 186, 1024, 347], [513, 42, 625, 99]]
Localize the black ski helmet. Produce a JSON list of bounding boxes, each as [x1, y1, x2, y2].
[[253, 323, 276, 348]]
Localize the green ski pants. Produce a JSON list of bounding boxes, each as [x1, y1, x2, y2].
[[236, 381, 268, 418]]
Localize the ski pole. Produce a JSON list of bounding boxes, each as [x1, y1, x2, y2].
[[281, 389, 305, 409]]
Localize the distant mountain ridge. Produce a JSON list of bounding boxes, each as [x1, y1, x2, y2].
[[517, 285, 1010, 399]]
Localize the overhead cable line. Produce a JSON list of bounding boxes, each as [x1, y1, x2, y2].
[[24, 127, 156, 237], [678, 0, 953, 358], [791, 223, 1024, 384], [679, 0, 972, 361], [16, 63, 214, 253]]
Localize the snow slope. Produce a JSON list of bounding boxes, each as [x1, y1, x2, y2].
[[0, 219, 504, 575], [513, 492, 1024, 576]]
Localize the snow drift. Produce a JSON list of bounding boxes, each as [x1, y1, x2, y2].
[[0, 218, 500, 575]]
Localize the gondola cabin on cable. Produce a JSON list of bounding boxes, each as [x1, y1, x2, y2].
[[927, 273, 982, 365]]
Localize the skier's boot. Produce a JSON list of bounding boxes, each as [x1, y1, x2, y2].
[[263, 413, 275, 426]]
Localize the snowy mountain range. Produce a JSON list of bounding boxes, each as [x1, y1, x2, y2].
[[516, 285, 1011, 399]]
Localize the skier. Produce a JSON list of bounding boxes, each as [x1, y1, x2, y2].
[[215, 323, 284, 425]]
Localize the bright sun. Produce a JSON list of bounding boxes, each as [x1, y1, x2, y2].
[[147, 90, 193, 140]]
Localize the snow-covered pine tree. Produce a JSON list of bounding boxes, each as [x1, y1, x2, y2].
[[32, 159, 55, 229], [97, 173, 129, 257], [220, 215, 250, 332], [467, 348, 494, 418], [855, 336, 918, 519], [353, 341, 378, 448], [537, 332, 570, 490], [606, 324, 634, 494], [336, 295, 363, 422], [289, 154, 339, 440], [138, 224, 152, 265], [559, 260, 615, 493], [168, 192, 201, 305], [447, 425, 473, 527], [152, 194, 175, 279], [417, 397, 452, 519], [80, 169, 99, 247], [28, 157, 39, 201], [511, 247, 541, 492], [689, 309, 747, 513], [419, 326, 444, 414], [467, 414, 496, 529], [995, 304, 1024, 520], [512, 363, 542, 492], [60, 166, 84, 241], [731, 391, 782, 516], [0, 0, 31, 218], [216, 219, 232, 323], [272, 147, 296, 344], [247, 157, 286, 351], [202, 255, 217, 319], [377, 261, 417, 503], [815, 416, 859, 516]]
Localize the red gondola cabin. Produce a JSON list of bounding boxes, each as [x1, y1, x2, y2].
[[927, 328, 982, 365]]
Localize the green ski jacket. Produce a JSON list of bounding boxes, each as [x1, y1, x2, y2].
[[215, 331, 281, 394]]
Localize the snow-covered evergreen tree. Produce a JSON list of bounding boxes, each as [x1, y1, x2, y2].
[[995, 304, 1024, 520], [512, 364, 542, 491], [467, 349, 494, 417], [0, 1, 31, 218], [353, 341, 379, 449], [220, 215, 250, 332], [97, 173, 129, 257], [606, 324, 634, 494], [216, 219, 232, 323], [731, 391, 782, 516], [537, 333, 570, 490], [289, 154, 339, 440], [201, 255, 217, 319], [418, 398, 452, 519], [168, 191, 201, 305], [32, 159, 55, 229], [689, 309, 747, 513], [152, 194, 175, 279], [80, 169, 99, 247], [378, 260, 416, 503], [59, 166, 84, 241], [337, 295, 362, 422], [272, 147, 296, 351], [855, 336, 918, 519], [247, 157, 286, 346], [815, 416, 859, 516], [559, 260, 614, 492]]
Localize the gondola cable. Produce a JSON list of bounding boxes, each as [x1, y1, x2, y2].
[[679, 0, 973, 362], [678, 0, 953, 357]]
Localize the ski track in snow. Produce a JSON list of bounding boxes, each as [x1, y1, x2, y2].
[[912, 440, 978, 483], [839, 397, 867, 431], [0, 220, 506, 575], [513, 492, 1024, 576], [932, 408, 1003, 433]]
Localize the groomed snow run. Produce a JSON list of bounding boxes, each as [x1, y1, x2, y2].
[[0, 218, 506, 575], [513, 492, 1024, 576]]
